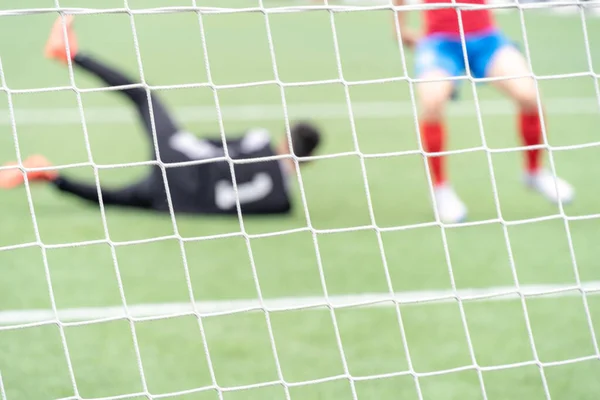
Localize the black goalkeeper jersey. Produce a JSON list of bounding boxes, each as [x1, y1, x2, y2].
[[146, 129, 291, 215], [55, 129, 292, 215]]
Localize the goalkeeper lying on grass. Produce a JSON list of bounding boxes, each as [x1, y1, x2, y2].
[[0, 16, 321, 215]]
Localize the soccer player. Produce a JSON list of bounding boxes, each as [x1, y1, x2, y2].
[[0, 16, 321, 216], [393, 0, 574, 223]]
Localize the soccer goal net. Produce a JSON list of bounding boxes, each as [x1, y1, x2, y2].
[[0, 1, 599, 399]]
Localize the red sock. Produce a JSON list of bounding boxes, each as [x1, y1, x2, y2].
[[421, 121, 446, 186], [519, 110, 543, 173]]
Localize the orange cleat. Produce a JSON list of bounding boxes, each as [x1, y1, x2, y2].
[[0, 155, 58, 189], [45, 15, 78, 64]]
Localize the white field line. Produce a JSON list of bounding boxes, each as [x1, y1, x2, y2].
[[1, 281, 599, 326], [1, 97, 598, 126]]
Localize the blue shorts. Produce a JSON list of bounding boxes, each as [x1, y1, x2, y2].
[[415, 29, 514, 80]]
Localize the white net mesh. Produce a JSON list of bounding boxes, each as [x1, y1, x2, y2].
[[0, 0, 599, 399]]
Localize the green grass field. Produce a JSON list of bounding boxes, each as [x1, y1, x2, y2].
[[1, 1, 600, 399]]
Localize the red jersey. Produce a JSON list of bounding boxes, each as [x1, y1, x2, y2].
[[423, 0, 494, 35]]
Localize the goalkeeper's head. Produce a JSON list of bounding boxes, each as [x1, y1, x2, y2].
[[281, 121, 322, 163]]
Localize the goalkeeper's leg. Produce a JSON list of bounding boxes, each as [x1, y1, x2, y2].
[[0, 155, 153, 208], [52, 175, 153, 209], [45, 16, 181, 162], [485, 45, 574, 204]]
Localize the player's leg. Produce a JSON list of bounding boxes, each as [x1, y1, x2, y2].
[[0, 155, 152, 208], [45, 16, 180, 160], [415, 37, 468, 223], [71, 55, 180, 148], [477, 37, 574, 204], [53, 176, 153, 208]]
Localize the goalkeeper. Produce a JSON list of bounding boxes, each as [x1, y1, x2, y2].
[[0, 16, 321, 215]]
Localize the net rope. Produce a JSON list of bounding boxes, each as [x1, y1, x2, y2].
[[0, 0, 599, 399]]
